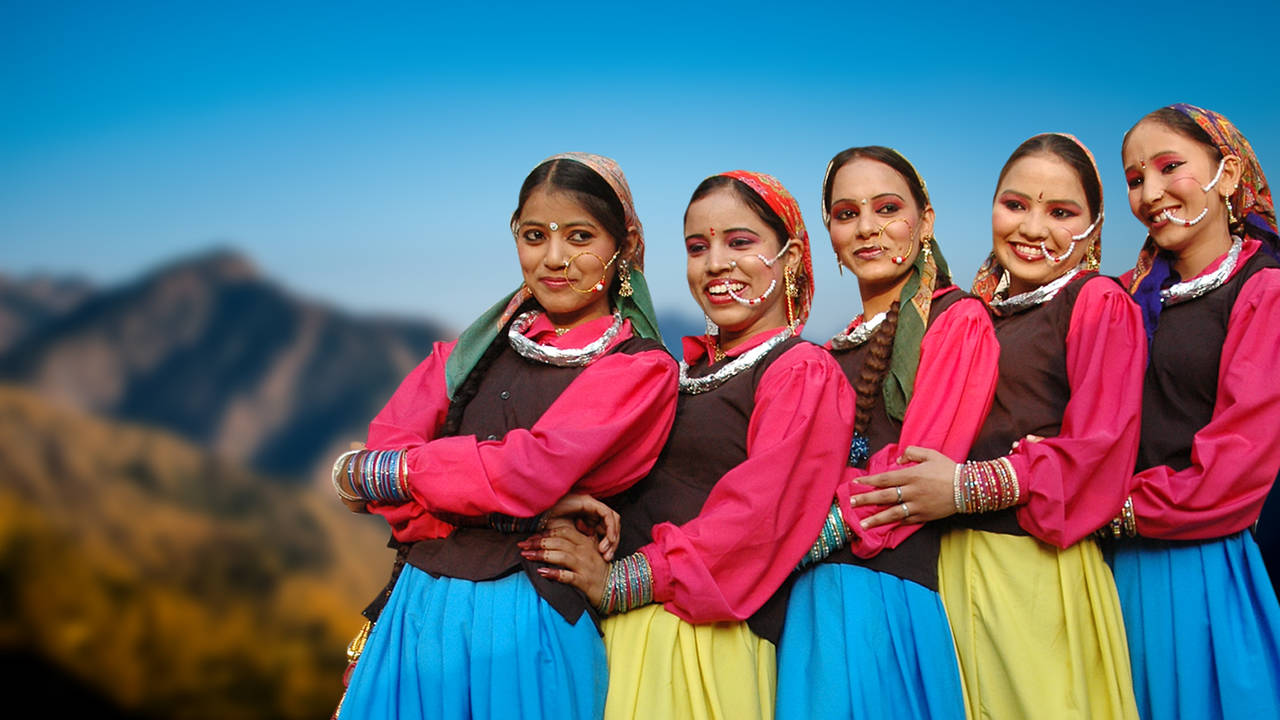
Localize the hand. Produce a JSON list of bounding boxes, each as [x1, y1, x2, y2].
[[848, 446, 959, 529], [1010, 434, 1045, 451], [339, 441, 370, 514], [543, 493, 621, 561], [518, 525, 609, 607]]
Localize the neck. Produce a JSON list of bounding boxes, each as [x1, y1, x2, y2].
[[1172, 224, 1234, 280], [858, 272, 912, 319]]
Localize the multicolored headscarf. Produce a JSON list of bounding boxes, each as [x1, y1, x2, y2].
[[822, 147, 952, 422], [444, 152, 662, 397], [1126, 103, 1278, 297], [972, 132, 1104, 308], [718, 169, 815, 326]]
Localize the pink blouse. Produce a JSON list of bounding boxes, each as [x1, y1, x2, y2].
[[639, 328, 856, 623], [1123, 241, 1280, 540], [366, 313, 678, 543], [835, 292, 1001, 555]]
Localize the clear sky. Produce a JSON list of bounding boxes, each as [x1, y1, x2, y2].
[[4, 1, 1279, 339]]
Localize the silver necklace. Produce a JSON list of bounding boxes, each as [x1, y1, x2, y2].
[[507, 310, 622, 367], [679, 326, 794, 395], [990, 267, 1083, 315], [1161, 237, 1242, 306], [830, 311, 887, 350]]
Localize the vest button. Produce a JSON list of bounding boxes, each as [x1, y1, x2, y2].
[[485, 434, 498, 441], [500, 391, 511, 400]]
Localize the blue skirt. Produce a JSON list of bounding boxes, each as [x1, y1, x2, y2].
[[1110, 531, 1280, 719], [776, 564, 967, 720], [338, 566, 607, 720]]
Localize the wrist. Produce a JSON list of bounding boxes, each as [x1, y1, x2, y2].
[[954, 457, 1020, 513], [597, 552, 653, 616]]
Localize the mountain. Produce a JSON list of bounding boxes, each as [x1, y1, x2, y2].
[[0, 384, 392, 719], [0, 271, 94, 354], [0, 249, 446, 480]]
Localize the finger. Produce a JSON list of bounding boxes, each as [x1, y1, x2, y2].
[[598, 511, 620, 559], [857, 468, 914, 488], [849, 488, 901, 507], [535, 566, 577, 586], [859, 507, 903, 529], [1024, 434, 1045, 443], [897, 445, 938, 464]]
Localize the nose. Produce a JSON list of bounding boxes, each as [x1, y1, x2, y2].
[[706, 241, 735, 273], [1020, 210, 1050, 240], [1140, 172, 1164, 206], [855, 209, 879, 239], [544, 237, 571, 270]]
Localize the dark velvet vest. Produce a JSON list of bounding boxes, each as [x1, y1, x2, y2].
[[363, 334, 666, 626], [819, 287, 968, 590], [1139, 251, 1280, 472], [609, 335, 805, 644], [954, 272, 1101, 536]]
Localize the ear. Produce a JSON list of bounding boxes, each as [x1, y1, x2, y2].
[[1220, 155, 1245, 200], [622, 226, 640, 262], [919, 205, 936, 241], [782, 236, 804, 274]]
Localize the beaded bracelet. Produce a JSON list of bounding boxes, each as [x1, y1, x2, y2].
[[341, 449, 412, 503], [1097, 496, 1137, 539], [954, 457, 1021, 514], [797, 502, 853, 569], [597, 552, 654, 616]]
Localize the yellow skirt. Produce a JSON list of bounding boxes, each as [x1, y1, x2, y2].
[[602, 604, 776, 720], [938, 529, 1138, 719]]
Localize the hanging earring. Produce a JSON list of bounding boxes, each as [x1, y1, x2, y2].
[[784, 265, 798, 328], [618, 259, 634, 297], [837, 257, 844, 276], [1085, 242, 1101, 271], [1226, 196, 1238, 226], [921, 235, 933, 262]]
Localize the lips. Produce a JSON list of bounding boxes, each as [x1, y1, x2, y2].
[[538, 276, 571, 289], [705, 279, 747, 304], [1008, 242, 1044, 263], [852, 244, 885, 261], [1146, 207, 1177, 228]]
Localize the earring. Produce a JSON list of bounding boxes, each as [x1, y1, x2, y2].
[[784, 266, 799, 328], [837, 258, 844, 276], [1226, 196, 1238, 225], [921, 235, 933, 262], [618, 259, 634, 297], [1085, 242, 1101, 271]]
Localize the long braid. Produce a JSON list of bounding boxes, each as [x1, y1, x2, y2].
[[852, 300, 901, 435]]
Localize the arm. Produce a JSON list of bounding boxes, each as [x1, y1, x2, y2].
[[401, 347, 678, 518], [1130, 270, 1280, 540], [1012, 277, 1146, 547], [836, 297, 1000, 555], [639, 344, 856, 623]]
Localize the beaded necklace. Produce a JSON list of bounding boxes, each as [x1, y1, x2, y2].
[[507, 310, 623, 367], [678, 327, 794, 395]]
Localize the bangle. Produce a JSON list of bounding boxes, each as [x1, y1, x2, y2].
[[332, 449, 364, 502], [955, 458, 1021, 514], [598, 552, 653, 616], [797, 502, 852, 570], [346, 449, 412, 503]]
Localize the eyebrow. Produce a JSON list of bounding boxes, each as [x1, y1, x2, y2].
[[998, 189, 1083, 207], [1123, 150, 1181, 172], [685, 226, 761, 240], [832, 192, 905, 205], [515, 218, 599, 231]]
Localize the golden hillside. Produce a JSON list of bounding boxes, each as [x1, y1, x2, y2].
[[0, 384, 393, 719]]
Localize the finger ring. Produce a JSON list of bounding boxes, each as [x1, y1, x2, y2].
[[895, 486, 903, 503], [900, 502, 910, 519]]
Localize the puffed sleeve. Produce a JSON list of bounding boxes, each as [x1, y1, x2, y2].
[[838, 295, 1000, 555], [639, 343, 856, 623], [364, 340, 457, 541], [1010, 276, 1146, 547], [400, 347, 678, 518], [1131, 269, 1280, 539]]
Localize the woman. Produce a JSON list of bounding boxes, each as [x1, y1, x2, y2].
[[1110, 103, 1280, 719], [525, 170, 855, 719], [775, 146, 998, 719], [851, 134, 1145, 718], [333, 153, 679, 720]]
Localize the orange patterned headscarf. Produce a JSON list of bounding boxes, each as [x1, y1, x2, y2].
[[718, 170, 816, 325]]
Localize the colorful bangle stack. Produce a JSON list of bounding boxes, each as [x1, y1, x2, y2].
[[1098, 496, 1138, 539], [337, 449, 411, 503], [954, 457, 1020, 514], [597, 552, 653, 616], [798, 502, 852, 569], [488, 512, 547, 533]]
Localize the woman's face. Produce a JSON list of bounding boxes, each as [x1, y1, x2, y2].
[[827, 157, 932, 292], [684, 188, 800, 347], [513, 188, 619, 329], [1122, 119, 1236, 257], [991, 153, 1094, 295]]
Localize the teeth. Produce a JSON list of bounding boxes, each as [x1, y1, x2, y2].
[[708, 282, 745, 295]]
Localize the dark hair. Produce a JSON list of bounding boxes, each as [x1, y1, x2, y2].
[[822, 146, 929, 217], [685, 175, 789, 247], [852, 300, 900, 439], [511, 158, 628, 249], [995, 134, 1102, 220], [1123, 107, 1223, 163]]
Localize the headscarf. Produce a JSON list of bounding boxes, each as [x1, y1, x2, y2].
[[444, 152, 662, 397], [822, 147, 952, 422], [1126, 104, 1278, 310], [718, 169, 815, 326], [972, 133, 1104, 308]]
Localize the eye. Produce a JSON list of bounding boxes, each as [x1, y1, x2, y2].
[[568, 230, 594, 243], [1050, 207, 1079, 220], [1160, 160, 1184, 175], [876, 202, 901, 215], [728, 234, 757, 250], [1002, 199, 1026, 212], [1126, 174, 1143, 189], [834, 208, 856, 221], [521, 229, 545, 242], [685, 240, 708, 255]]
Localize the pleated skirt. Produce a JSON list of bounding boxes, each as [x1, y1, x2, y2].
[[938, 528, 1138, 719], [338, 565, 607, 720], [601, 604, 775, 720], [776, 563, 968, 719], [1109, 530, 1280, 719]]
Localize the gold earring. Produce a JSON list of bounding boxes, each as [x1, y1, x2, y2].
[[921, 235, 933, 262], [618, 259, 634, 297], [784, 266, 798, 328], [1226, 196, 1238, 225]]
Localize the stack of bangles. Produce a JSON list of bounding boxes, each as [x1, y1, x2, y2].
[[597, 552, 653, 616], [953, 457, 1021, 513], [1097, 496, 1137, 539], [798, 501, 852, 569], [332, 448, 412, 503]]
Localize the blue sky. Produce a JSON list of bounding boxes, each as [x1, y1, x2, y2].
[[4, 1, 1279, 339]]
